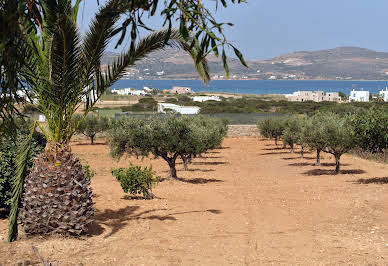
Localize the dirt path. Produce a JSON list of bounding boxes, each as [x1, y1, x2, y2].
[[1, 137, 387, 265]]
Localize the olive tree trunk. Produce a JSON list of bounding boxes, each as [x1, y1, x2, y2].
[[335, 154, 341, 174], [315, 148, 321, 165], [181, 154, 190, 171], [162, 153, 179, 179], [299, 146, 304, 158]]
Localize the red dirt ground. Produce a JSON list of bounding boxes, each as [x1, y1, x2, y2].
[[1, 137, 388, 265]]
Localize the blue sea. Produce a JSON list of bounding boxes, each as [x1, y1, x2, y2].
[[113, 79, 388, 95]]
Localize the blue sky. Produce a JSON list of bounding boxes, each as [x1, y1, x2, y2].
[[78, 0, 388, 60]]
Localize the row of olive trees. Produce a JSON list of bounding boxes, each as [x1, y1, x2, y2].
[[108, 115, 228, 179], [258, 109, 388, 173]]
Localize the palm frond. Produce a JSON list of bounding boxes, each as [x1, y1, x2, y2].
[[35, 5, 82, 143], [80, 0, 122, 90], [8, 121, 37, 242], [83, 28, 210, 112]]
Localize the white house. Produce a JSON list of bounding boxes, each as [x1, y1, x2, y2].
[[157, 103, 200, 115], [379, 88, 388, 101], [191, 96, 221, 102], [111, 88, 147, 96], [111, 88, 132, 95], [130, 90, 146, 96], [349, 89, 369, 102]]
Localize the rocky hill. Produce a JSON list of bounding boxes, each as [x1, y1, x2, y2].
[[102, 47, 388, 80]]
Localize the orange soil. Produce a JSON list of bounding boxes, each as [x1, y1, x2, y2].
[[1, 137, 388, 265]]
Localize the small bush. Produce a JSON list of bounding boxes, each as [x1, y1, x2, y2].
[[111, 164, 160, 199], [82, 161, 95, 180]]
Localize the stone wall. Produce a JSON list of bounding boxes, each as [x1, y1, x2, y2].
[[227, 125, 260, 137]]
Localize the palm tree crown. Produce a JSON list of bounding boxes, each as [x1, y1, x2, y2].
[[25, 0, 209, 144]]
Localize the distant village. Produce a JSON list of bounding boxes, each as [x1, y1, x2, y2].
[[285, 88, 388, 103], [111, 86, 220, 115]]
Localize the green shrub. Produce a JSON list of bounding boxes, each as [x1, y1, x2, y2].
[[111, 164, 160, 199], [351, 107, 388, 153], [82, 161, 95, 180], [121, 97, 157, 112]]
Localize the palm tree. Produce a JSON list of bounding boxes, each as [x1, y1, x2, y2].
[[8, 0, 209, 241]]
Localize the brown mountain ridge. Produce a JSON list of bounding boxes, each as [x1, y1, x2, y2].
[[102, 47, 388, 80]]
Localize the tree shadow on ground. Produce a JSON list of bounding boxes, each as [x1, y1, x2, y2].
[[288, 162, 350, 167], [192, 161, 228, 166], [161, 168, 215, 174], [354, 177, 388, 184], [0, 208, 8, 219], [302, 169, 366, 176], [177, 177, 223, 184], [199, 156, 223, 159], [186, 168, 215, 172], [73, 142, 107, 146], [89, 206, 222, 238], [121, 195, 163, 201], [282, 156, 315, 160], [260, 151, 290, 156], [262, 147, 285, 151]]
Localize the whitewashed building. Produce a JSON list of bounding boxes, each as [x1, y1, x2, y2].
[[379, 88, 388, 101], [111, 88, 147, 96], [285, 91, 340, 102], [157, 103, 200, 114], [191, 96, 221, 102], [111, 88, 132, 95], [130, 90, 146, 96], [349, 89, 369, 102]]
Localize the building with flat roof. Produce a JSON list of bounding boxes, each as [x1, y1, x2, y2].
[[349, 89, 369, 102], [191, 96, 221, 102], [286, 91, 340, 102], [379, 88, 388, 102], [169, 86, 192, 94], [157, 103, 200, 114]]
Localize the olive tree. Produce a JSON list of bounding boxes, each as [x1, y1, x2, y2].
[[301, 113, 329, 165], [257, 117, 285, 145], [108, 115, 227, 179], [350, 107, 388, 153], [75, 114, 110, 144], [180, 116, 228, 170], [319, 113, 357, 173], [282, 116, 306, 155]]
